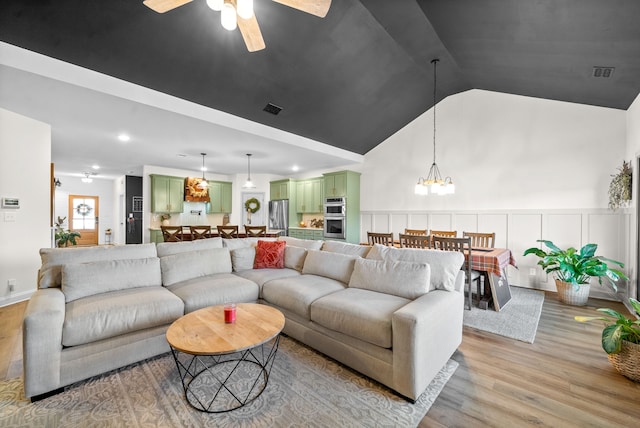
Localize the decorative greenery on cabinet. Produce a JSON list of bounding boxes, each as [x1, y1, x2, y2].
[[150, 174, 184, 213], [206, 181, 233, 214]]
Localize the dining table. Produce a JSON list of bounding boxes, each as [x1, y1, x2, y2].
[[467, 247, 518, 311]]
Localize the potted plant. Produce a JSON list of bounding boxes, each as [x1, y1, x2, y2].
[[523, 240, 627, 306], [575, 298, 640, 382], [54, 216, 81, 247]]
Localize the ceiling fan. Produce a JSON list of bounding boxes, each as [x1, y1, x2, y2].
[[143, 0, 332, 52]]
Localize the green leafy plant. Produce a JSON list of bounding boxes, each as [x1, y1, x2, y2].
[[523, 240, 627, 292], [575, 298, 640, 354], [608, 160, 632, 211], [54, 216, 81, 247]]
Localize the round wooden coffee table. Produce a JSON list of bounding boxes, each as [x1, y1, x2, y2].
[[166, 303, 285, 413]]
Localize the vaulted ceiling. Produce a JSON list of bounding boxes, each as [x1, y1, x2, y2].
[[1, 0, 639, 176]]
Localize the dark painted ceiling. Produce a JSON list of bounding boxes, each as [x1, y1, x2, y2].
[[1, 0, 640, 155]]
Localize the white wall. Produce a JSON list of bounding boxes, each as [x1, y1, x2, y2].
[[624, 93, 640, 300], [54, 175, 116, 245], [0, 108, 51, 306], [361, 89, 629, 300]]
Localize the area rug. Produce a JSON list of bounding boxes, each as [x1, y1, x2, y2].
[[0, 336, 457, 428], [464, 286, 545, 343]]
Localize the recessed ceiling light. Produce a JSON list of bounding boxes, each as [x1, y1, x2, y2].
[[92, 165, 100, 170], [117, 134, 130, 142], [292, 165, 299, 172]]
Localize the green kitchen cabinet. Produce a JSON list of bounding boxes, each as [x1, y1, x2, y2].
[[323, 170, 361, 244], [288, 228, 323, 240], [270, 179, 291, 200], [150, 229, 164, 243], [150, 174, 184, 213], [324, 172, 348, 197], [206, 181, 233, 213], [295, 177, 323, 213]]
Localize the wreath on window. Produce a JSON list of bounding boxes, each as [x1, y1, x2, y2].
[[76, 203, 93, 216], [244, 198, 260, 214]]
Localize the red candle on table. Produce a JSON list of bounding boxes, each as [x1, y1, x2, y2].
[[224, 304, 236, 323]]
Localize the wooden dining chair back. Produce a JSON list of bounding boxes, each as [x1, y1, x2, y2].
[[398, 233, 432, 249], [463, 231, 496, 248], [217, 225, 239, 239], [161, 226, 183, 242], [189, 225, 212, 240], [245, 225, 267, 237], [367, 232, 394, 246], [429, 229, 457, 238], [404, 228, 428, 236], [432, 236, 479, 310]]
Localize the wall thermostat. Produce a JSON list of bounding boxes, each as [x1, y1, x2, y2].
[[2, 197, 20, 209]]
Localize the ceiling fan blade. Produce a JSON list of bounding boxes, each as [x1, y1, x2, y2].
[[143, 0, 192, 14], [238, 14, 266, 52], [273, 0, 332, 18]]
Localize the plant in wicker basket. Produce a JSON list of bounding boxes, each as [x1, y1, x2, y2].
[[575, 298, 640, 382]]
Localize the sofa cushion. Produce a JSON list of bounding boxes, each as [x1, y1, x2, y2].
[[322, 240, 371, 258], [310, 288, 410, 349], [160, 248, 232, 286], [254, 240, 286, 269], [278, 236, 323, 250], [234, 268, 301, 287], [39, 243, 157, 289], [62, 257, 161, 303], [262, 275, 345, 319], [155, 238, 223, 257], [366, 244, 464, 292], [166, 273, 259, 313], [302, 250, 358, 284], [62, 287, 184, 347], [231, 247, 256, 272], [284, 246, 307, 271], [348, 258, 431, 300], [223, 237, 277, 251]]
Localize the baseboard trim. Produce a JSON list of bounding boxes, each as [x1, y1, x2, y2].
[[0, 290, 33, 308]]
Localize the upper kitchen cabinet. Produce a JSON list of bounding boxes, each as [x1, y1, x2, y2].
[[324, 171, 360, 198], [270, 179, 292, 200], [150, 174, 184, 213], [295, 178, 323, 213], [206, 181, 233, 214]]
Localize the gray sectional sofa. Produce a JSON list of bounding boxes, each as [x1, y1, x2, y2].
[[24, 236, 465, 401]]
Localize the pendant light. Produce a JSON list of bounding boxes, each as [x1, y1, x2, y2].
[[243, 153, 256, 189], [414, 59, 455, 196], [197, 153, 209, 189], [81, 172, 93, 184]]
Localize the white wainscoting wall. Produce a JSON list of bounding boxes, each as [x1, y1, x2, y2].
[[360, 209, 632, 301]]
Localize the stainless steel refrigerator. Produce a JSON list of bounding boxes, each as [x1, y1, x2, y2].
[[268, 199, 289, 236]]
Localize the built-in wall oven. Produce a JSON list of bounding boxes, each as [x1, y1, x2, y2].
[[323, 197, 346, 239]]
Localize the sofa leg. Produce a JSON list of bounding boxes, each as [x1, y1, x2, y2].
[[30, 387, 64, 402]]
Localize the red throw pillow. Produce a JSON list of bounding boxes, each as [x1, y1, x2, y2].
[[254, 240, 286, 269]]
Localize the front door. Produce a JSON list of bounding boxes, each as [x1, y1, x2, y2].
[[68, 195, 99, 246]]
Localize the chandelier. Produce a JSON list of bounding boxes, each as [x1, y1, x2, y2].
[[414, 59, 455, 196], [242, 153, 256, 189]]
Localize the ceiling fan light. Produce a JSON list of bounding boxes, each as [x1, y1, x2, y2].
[[221, 3, 237, 30], [206, 0, 223, 11], [237, 0, 253, 19]]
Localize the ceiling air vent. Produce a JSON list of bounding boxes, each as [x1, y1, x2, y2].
[[263, 103, 283, 115], [592, 66, 615, 78]]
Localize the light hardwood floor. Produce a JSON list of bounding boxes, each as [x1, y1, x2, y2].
[[2, 294, 639, 427]]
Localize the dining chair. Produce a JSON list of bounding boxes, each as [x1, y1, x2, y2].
[[463, 231, 496, 249], [429, 229, 457, 238], [217, 225, 239, 239], [432, 236, 480, 310], [189, 225, 212, 240], [245, 225, 267, 237], [404, 228, 428, 236], [398, 233, 432, 249], [367, 232, 394, 246], [161, 225, 183, 242]]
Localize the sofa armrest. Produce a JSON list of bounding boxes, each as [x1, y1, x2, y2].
[[392, 289, 464, 400], [23, 288, 65, 398]]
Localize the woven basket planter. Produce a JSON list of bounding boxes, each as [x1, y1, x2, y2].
[[555, 279, 590, 306], [608, 340, 640, 382]]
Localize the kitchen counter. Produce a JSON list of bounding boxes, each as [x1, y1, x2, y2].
[[289, 226, 323, 231], [150, 227, 284, 243]]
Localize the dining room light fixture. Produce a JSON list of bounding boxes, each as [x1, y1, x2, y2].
[[197, 153, 209, 189], [81, 172, 93, 184], [242, 153, 256, 189], [414, 59, 455, 196]]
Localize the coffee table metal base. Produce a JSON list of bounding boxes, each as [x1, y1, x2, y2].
[[170, 335, 281, 413]]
